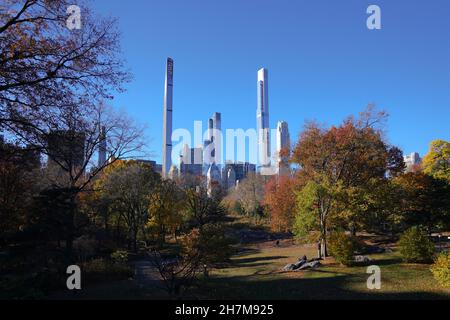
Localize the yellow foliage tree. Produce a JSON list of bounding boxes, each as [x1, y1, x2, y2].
[[422, 140, 450, 183]]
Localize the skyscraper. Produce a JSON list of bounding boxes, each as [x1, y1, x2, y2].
[[257, 68, 270, 168], [404, 152, 421, 172], [47, 130, 86, 170], [211, 112, 221, 164], [204, 112, 222, 172], [180, 144, 203, 176], [276, 121, 290, 176], [162, 58, 174, 178], [222, 161, 256, 188]]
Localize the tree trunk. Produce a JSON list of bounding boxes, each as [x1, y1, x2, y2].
[[350, 223, 357, 237], [320, 217, 328, 258]]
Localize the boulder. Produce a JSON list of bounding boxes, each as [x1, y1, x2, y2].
[[354, 255, 371, 263], [297, 260, 321, 270], [292, 257, 307, 269], [282, 263, 297, 272], [282, 256, 321, 272]]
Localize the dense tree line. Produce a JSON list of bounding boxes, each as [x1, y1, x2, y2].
[[263, 107, 450, 257]]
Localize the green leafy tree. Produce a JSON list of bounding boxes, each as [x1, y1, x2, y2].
[[422, 140, 450, 183], [96, 160, 160, 251], [147, 179, 185, 246], [184, 186, 226, 229], [328, 232, 357, 266], [393, 172, 450, 233], [293, 181, 326, 244], [398, 226, 435, 263]]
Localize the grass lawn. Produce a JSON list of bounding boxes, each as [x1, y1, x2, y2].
[[195, 240, 450, 300]]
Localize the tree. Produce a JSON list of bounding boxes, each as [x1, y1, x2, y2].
[[422, 140, 450, 183], [1, 0, 130, 142], [393, 172, 450, 233], [398, 226, 435, 263], [0, 1, 143, 257], [150, 223, 234, 298], [148, 180, 185, 246], [150, 229, 202, 298], [230, 173, 266, 217], [293, 181, 325, 244], [184, 186, 226, 229], [95, 160, 160, 251], [0, 139, 39, 241], [387, 146, 406, 177], [264, 175, 298, 232], [291, 107, 392, 256]]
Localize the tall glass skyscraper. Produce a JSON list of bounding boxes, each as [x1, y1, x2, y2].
[[162, 58, 174, 178], [276, 121, 290, 176], [257, 68, 270, 168]]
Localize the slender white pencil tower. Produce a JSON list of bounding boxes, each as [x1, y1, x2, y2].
[[257, 68, 270, 168], [162, 58, 174, 178]]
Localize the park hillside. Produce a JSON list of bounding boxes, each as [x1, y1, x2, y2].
[[1, 0, 450, 299]]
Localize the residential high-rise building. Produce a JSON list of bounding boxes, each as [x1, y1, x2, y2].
[[212, 112, 221, 161], [222, 161, 256, 188], [257, 68, 270, 168], [404, 152, 421, 172], [204, 112, 222, 174], [226, 167, 236, 189], [98, 126, 107, 167], [204, 112, 222, 165], [212, 112, 221, 136], [180, 144, 203, 176], [47, 130, 86, 169], [0, 138, 41, 170], [276, 121, 291, 176], [162, 57, 174, 178]]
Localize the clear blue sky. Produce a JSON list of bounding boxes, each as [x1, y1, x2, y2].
[[93, 0, 450, 164]]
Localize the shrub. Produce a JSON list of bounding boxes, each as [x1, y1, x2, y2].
[[182, 224, 235, 267], [398, 226, 435, 263], [431, 251, 450, 288], [111, 250, 128, 264], [329, 232, 356, 266], [83, 258, 133, 283], [198, 223, 236, 265]]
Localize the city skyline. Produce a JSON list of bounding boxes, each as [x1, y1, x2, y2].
[[162, 62, 289, 172], [90, 0, 450, 164]]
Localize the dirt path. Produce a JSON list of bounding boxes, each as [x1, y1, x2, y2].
[[46, 259, 166, 300]]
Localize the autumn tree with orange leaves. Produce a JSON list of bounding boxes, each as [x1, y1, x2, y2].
[[264, 176, 298, 233], [291, 106, 405, 257]]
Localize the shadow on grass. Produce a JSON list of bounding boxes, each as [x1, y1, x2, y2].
[[232, 256, 288, 265], [197, 273, 449, 300], [374, 258, 403, 266]]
